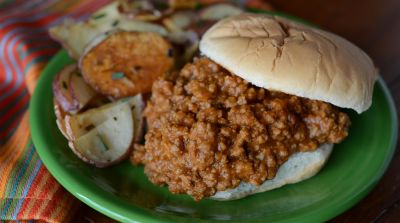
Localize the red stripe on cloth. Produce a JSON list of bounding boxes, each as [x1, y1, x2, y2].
[[25, 196, 48, 220], [0, 44, 56, 97], [52, 190, 77, 222], [37, 173, 58, 200], [13, 32, 60, 72], [0, 95, 27, 140], [0, 80, 26, 106], [0, 73, 22, 99], [0, 17, 59, 40], [0, 0, 59, 22], [0, 118, 21, 142], [0, 1, 103, 91], [0, 15, 60, 70], [0, 89, 29, 122], [1, 22, 57, 47], [16, 166, 47, 218], [40, 187, 67, 221], [0, 14, 61, 88], [25, 177, 59, 218], [0, 103, 28, 135], [0, 0, 120, 221], [11, 38, 55, 73], [0, 78, 23, 98], [21, 48, 59, 65], [41, 0, 87, 16], [0, 83, 23, 108], [16, 37, 58, 52], [1, 55, 18, 94], [0, 0, 109, 78], [66, 0, 112, 19], [25, 166, 46, 199], [0, 70, 6, 88], [0, 97, 27, 139], [0, 0, 112, 84]]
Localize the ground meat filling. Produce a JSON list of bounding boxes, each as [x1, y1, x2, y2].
[[133, 57, 350, 201]]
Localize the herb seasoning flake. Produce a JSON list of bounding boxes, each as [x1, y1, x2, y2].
[[97, 134, 109, 151], [112, 20, 119, 26], [92, 13, 106, 20], [112, 72, 125, 80]]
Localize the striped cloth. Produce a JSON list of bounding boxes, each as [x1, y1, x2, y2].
[[0, 0, 272, 222], [0, 0, 111, 222]]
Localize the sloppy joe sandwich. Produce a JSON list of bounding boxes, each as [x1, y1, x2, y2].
[[132, 13, 377, 201]]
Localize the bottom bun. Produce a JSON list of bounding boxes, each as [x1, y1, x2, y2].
[[211, 144, 333, 200]]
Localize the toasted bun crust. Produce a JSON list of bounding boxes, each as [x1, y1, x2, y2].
[[211, 144, 333, 200], [200, 13, 377, 113]]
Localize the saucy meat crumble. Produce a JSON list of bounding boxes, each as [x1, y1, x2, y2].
[[132, 57, 350, 201]]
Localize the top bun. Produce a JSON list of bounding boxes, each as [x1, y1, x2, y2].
[[199, 13, 377, 113]]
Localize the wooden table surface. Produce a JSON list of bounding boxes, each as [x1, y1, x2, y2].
[[73, 0, 400, 222]]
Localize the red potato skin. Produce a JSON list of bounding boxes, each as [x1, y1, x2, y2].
[[69, 72, 96, 111], [53, 64, 97, 114], [134, 117, 145, 143], [53, 99, 70, 139], [132, 94, 146, 143], [52, 65, 80, 113], [69, 75, 83, 110]]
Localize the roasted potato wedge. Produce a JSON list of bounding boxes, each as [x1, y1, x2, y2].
[[69, 102, 134, 167], [199, 3, 243, 20], [49, 2, 167, 59], [79, 31, 174, 98], [163, 10, 197, 32], [52, 64, 97, 114], [63, 95, 144, 167], [54, 99, 69, 139], [118, 0, 170, 22], [64, 95, 144, 141]]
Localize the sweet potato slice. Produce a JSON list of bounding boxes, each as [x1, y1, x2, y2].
[[80, 31, 174, 98]]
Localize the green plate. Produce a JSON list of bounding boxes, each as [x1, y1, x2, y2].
[[30, 15, 398, 223]]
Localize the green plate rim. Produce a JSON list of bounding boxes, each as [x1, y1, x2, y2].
[[30, 13, 398, 223]]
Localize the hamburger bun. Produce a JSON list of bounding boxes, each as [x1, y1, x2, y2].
[[200, 13, 378, 114], [197, 13, 376, 200], [212, 143, 333, 200]]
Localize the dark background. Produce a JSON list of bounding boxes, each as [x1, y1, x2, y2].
[[268, 0, 400, 222]]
